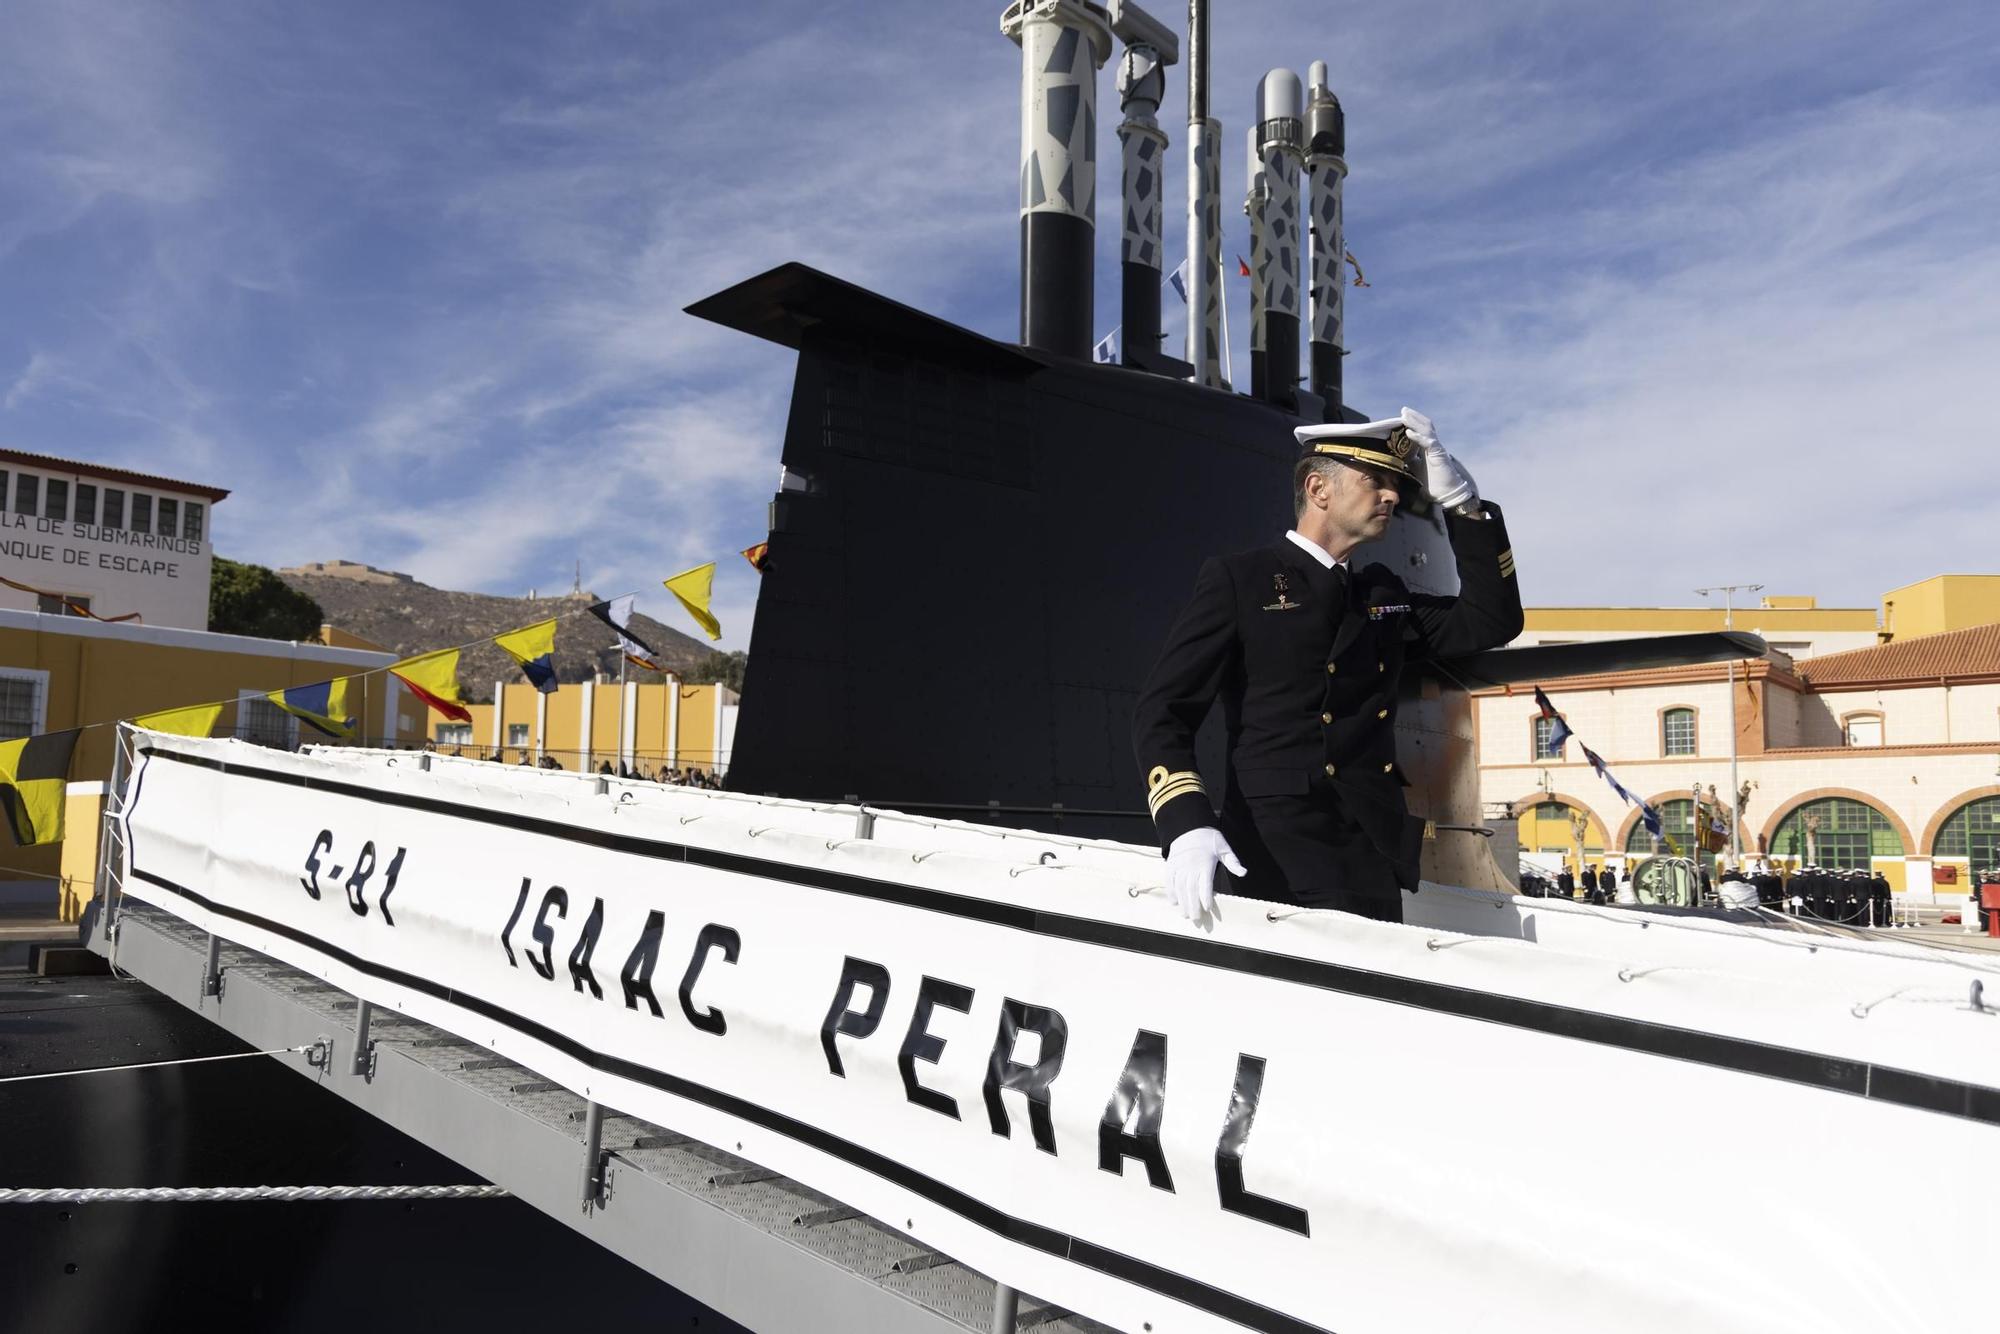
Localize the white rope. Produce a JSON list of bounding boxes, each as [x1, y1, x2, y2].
[[0, 1044, 315, 1085], [0, 1185, 510, 1205]]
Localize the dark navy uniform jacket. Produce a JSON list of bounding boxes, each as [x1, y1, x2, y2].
[[1134, 503, 1523, 897]]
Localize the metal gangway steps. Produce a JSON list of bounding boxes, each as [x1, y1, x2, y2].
[[101, 900, 1109, 1334]]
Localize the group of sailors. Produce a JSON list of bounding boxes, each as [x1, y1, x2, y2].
[[1519, 864, 1628, 905], [1729, 865, 1892, 925], [1521, 858, 1904, 926]]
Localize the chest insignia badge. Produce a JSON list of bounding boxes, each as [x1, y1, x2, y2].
[[1263, 571, 1301, 612]]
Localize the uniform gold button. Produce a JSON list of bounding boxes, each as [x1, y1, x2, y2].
[[1377, 708, 1389, 719], [1377, 660, 1384, 671], [1383, 762, 1394, 772], [1326, 663, 1337, 674], [1320, 712, 1332, 723], [1324, 763, 1336, 776]]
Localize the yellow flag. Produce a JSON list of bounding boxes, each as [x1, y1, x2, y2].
[[134, 703, 224, 738], [391, 648, 473, 722], [663, 563, 722, 641], [0, 729, 81, 846]]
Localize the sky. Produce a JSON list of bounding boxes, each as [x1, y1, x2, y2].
[[2, 0, 1997, 649]]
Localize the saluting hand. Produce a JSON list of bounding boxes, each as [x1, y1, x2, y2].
[[1164, 827, 1246, 925], [1400, 407, 1479, 510]]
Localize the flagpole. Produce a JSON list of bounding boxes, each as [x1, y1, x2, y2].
[[1696, 582, 1761, 867]]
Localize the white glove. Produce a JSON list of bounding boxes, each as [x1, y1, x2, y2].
[[1400, 407, 1478, 510], [1164, 827, 1246, 924]]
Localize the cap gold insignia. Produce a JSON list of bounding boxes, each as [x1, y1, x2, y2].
[[1386, 426, 1415, 460]]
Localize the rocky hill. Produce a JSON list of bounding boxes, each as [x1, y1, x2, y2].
[[276, 562, 719, 702]]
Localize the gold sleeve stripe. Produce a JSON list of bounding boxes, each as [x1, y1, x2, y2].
[[1148, 782, 1205, 816], [1497, 548, 1516, 577], [1145, 767, 1206, 816], [1147, 778, 1205, 814]]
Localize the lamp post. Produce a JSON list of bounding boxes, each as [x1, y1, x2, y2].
[[1695, 583, 1762, 865]]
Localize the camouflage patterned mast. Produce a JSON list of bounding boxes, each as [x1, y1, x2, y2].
[[1110, 1, 1179, 369], [1253, 68, 1304, 407], [1305, 59, 1348, 414], [1244, 126, 1269, 392], [1002, 0, 1114, 359], [1183, 0, 1227, 387]]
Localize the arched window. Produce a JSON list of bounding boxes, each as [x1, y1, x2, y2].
[[1625, 798, 1694, 854], [1934, 795, 2000, 871], [1773, 797, 1903, 870], [1842, 711, 1883, 747], [1517, 801, 1604, 854], [1661, 707, 1696, 757]]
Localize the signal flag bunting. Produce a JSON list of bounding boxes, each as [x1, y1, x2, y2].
[[391, 649, 474, 723], [663, 564, 722, 642], [496, 620, 560, 694], [0, 728, 81, 846]]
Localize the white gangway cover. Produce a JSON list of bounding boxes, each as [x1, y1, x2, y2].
[[117, 734, 1999, 1334]]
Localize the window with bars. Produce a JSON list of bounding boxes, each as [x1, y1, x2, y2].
[[74, 483, 97, 525], [157, 497, 179, 539], [237, 694, 298, 750], [184, 502, 204, 542], [1773, 798, 1903, 870], [0, 672, 47, 741], [0, 469, 8, 511], [436, 723, 472, 747], [14, 473, 38, 517], [1662, 707, 1696, 757], [506, 723, 530, 748], [1533, 715, 1566, 760], [45, 479, 68, 522], [102, 489, 125, 529], [131, 493, 152, 534], [34, 594, 88, 617]]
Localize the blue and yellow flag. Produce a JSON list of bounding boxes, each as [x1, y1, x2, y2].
[[268, 678, 358, 740], [0, 729, 81, 846], [496, 619, 559, 694]]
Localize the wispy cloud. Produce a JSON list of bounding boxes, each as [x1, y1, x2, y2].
[[1, 0, 1996, 645]]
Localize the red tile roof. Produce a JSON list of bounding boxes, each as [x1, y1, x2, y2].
[[0, 449, 229, 503], [1794, 623, 2000, 686]]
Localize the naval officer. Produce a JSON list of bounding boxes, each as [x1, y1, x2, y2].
[[1134, 409, 1524, 924]]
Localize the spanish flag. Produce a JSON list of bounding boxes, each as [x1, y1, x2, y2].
[[496, 620, 559, 694], [134, 703, 224, 738], [0, 729, 81, 846], [741, 541, 770, 573], [391, 649, 473, 722], [269, 678, 359, 739], [663, 563, 722, 641]]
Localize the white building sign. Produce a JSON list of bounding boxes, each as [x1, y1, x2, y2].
[[0, 451, 225, 630]]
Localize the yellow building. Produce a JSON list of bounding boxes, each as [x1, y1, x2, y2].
[[1880, 575, 2000, 640], [0, 608, 425, 914], [1516, 576, 2000, 664], [1517, 597, 1880, 660], [426, 678, 739, 777]]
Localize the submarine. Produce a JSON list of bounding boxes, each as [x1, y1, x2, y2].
[[13, 4, 1994, 1333]]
